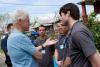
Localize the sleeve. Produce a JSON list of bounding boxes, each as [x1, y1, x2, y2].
[[72, 31, 97, 57], [1, 36, 8, 53], [55, 40, 60, 49], [17, 35, 36, 55], [34, 39, 39, 47]]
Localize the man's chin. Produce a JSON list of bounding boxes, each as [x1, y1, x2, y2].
[[62, 22, 69, 26]]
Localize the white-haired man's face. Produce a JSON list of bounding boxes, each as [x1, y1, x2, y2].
[[23, 16, 30, 31], [17, 16, 30, 32]]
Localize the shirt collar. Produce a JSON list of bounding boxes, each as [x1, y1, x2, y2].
[[11, 28, 22, 34]]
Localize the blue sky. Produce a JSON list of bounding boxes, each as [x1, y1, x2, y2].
[[0, 0, 94, 17]]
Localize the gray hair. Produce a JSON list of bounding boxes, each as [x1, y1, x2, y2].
[[11, 10, 29, 23]]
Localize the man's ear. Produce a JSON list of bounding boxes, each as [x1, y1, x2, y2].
[[66, 11, 70, 17], [17, 19, 22, 25], [18, 19, 22, 22], [67, 11, 70, 15]]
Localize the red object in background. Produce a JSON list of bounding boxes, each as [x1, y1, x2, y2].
[[94, 1, 100, 14], [81, 2, 88, 23]]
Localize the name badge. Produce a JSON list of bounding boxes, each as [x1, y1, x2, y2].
[[41, 50, 45, 54], [60, 45, 64, 49]]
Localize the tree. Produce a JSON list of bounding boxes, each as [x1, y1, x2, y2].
[[87, 12, 100, 52]]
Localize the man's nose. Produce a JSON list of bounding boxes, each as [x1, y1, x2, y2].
[[40, 31, 43, 33]]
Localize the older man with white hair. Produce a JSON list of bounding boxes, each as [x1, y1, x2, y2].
[[7, 10, 58, 67]]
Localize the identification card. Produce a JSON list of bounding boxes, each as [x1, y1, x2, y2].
[[60, 45, 64, 49], [41, 50, 45, 54]]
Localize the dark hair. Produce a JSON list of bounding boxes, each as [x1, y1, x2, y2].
[[59, 3, 80, 20], [38, 25, 46, 30], [7, 23, 13, 30], [39, 25, 45, 28]]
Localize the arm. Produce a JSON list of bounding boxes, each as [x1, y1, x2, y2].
[[89, 52, 100, 67], [72, 31, 99, 67], [55, 49, 63, 67], [34, 39, 58, 60], [33, 49, 42, 60], [33, 42, 50, 60], [17, 35, 43, 60], [18, 36, 58, 61], [55, 49, 59, 61]]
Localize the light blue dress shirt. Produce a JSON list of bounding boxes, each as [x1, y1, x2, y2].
[[7, 29, 39, 67]]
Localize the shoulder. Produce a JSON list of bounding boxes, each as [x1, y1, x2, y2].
[[72, 22, 92, 37], [8, 32, 28, 42]]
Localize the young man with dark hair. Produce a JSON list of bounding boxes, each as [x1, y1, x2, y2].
[[1, 23, 13, 67], [59, 3, 100, 67], [7, 24, 13, 32], [35, 25, 54, 67], [55, 22, 69, 67]]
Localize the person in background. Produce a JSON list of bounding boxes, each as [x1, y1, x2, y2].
[[7, 10, 58, 67], [35, 25, 54, 67], [1, 23, 13, 67], [59, 3, 100, 67], [55, 22, 69, 67]]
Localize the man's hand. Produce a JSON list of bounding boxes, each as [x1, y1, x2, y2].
[[43, 38, 58, 47], [57, 61, 63, 67], [61, 57, 72, 67]]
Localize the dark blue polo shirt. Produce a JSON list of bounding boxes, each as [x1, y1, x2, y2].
[[55, 35, 67, 61]]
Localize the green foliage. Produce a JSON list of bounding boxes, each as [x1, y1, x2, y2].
[[88, 12, 96, 24], [49, 32, 58, 40], [87, 12, 100, 52]]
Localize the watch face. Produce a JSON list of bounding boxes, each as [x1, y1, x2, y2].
[[60, 45, 64, 49], [41, 50, 45, 54]]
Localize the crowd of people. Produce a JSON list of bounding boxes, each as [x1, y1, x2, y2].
[[1, 3, 100, 67]]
